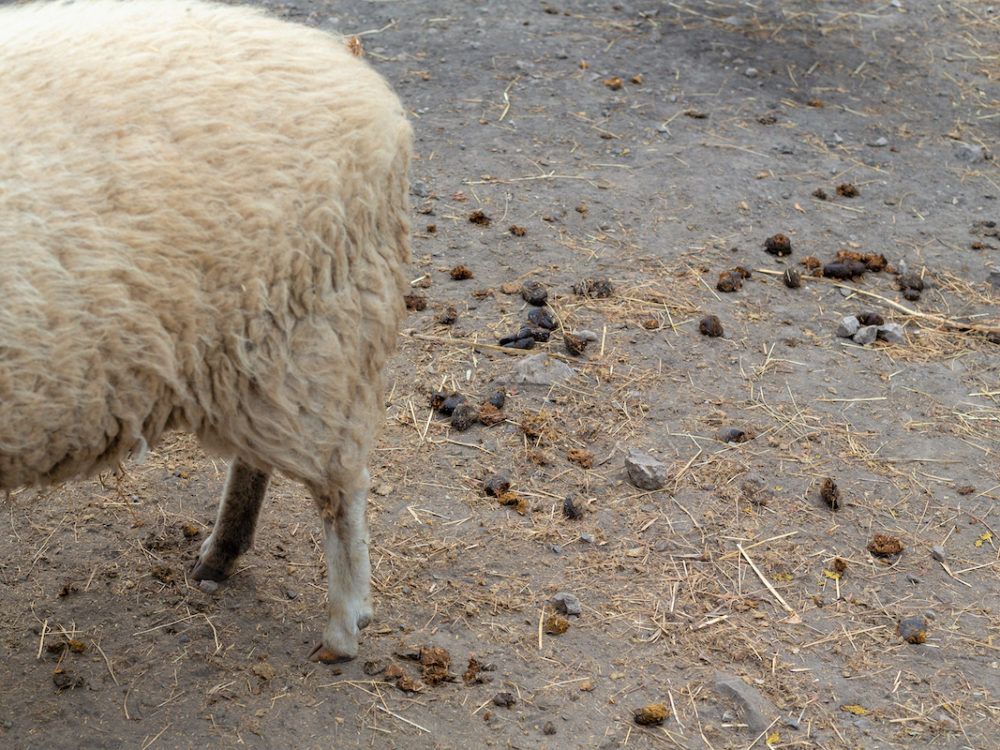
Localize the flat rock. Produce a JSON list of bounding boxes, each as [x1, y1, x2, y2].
[[877, 322, 906, 344], [511, 353, 576, 385], [714, 671, 779, 734], [550, 591, 582, 616], [954, 142, 990, 163], [625, 449, 667, 491], [837, 316, 860, 338], [853, 325, 878, 345]]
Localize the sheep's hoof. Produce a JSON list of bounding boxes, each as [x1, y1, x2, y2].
[[309, 643, 356, 664], [191, 559, 229, 582]]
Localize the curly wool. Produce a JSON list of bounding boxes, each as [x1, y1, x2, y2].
[[0, 0, 411, 494]]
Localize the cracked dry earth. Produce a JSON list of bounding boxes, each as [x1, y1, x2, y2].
[[2, 1, 999, 749]]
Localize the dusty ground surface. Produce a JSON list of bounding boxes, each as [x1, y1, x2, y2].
[[2, 0, 999, 748]]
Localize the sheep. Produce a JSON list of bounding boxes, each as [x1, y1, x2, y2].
[[0, 0, 411, 663]]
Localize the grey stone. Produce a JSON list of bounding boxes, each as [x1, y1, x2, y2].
[[837, 316, 860, 338], [550, 592, 582, 616], [954, 142, 991, 163], [198, 579, 219, 594], [931, 545, 946, 562], [877, 323, 906, 344], [411, 179, 430, 197], [714, 672, 779, 733], [575, 329, 600, 342], [853, 325, 878, 345], [871, 136, 889, 147], [625, 449, 668, 491], [511, 353, 576, 385], [744, 67, 758, 78]]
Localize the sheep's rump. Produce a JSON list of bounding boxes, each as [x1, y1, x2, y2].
[[0, 0, 412, 490]]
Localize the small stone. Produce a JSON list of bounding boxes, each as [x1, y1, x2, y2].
[[871, 137, 889, 147], [954, 142, 990, 163], [852, 325, 878, 345], [625, 449, 668, 491], [714, 672, 779, 733], [837, 316, 861, 338], [286, 589, 297, 599], [411, 180, 430, 197], [931, 545, 946, 562], [511, 353, 576, 385], [199, 579, 219, 594], [744, 67, 758, 78], [580, 533, 595, 544], [576, 329, 600, 342], [877, 323, 905, 344], [488, 389, 507, 409], [550, 591, 582, 616], [898, 616, 927, 644]]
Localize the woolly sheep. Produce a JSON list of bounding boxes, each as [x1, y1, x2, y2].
[[0, 0, 411, 663]]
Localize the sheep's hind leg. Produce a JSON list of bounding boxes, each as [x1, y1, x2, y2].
[[309, 469, 372, 663], [192, 459, 271, 582]]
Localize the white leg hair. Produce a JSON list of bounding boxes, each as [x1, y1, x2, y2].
[[310, 468, 372, 663]]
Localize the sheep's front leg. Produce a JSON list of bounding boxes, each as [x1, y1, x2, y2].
[[309, 470, 372, 663], [192, 459, 271, 582]]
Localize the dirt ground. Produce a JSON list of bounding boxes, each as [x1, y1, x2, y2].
[[2, 0, 999, 748]]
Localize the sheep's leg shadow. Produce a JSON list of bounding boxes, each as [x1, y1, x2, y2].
[[192, 459, 271, 582], [309, 469, 372, 664]]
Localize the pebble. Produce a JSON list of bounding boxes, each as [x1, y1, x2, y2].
[[837, 316, 860, 338], [625, 449, 668, 491], [550, 591, 582, 616], [744, 67, 758, 78], [714, 672, 779, 733], [931, 545, 946, 562], [511, 354, 576, 385], [199, 579, 219, 594], [954, 142, 990, 163], [580, 533, 595, 544], [852, 325, 878, 345], [411, 180, 430, 197], [877, 322, 906, 344]]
